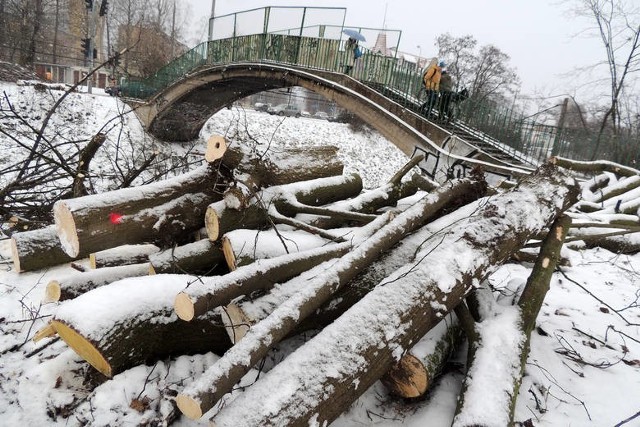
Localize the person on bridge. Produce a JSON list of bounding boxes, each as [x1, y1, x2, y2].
[[344, 37, 362, 75], [438, 69, 454, 121], [420, 59, 443, 118]]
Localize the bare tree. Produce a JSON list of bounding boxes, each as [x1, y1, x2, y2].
[[436, 33, 477, 91], [567, 0, 640, 159], [436, 34, 520, 103]]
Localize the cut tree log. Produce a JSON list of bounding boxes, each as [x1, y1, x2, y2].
[[452, 215, 572, 427], [177, 163, 579, 425], [49, 275, 232, 377], [381, 313, 461, 398], [175, 176, 493, 420], [582, 232, 640, 254], [44, 263, 151, 302], [221, 228, 331, 270], [205, 135, 228, 162], [552, 156, 640, 177], [204, 173, 363, 241], [89, 244, 160, 269], [11, 226, 83, 273], [149, 239, 226, 275], [176, 176, 487, 324], [589, 175, 640, 204], [174, 239, 362, 322], [53, 164, 229, 257]]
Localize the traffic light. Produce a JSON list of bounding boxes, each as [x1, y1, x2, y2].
[[85, 0, 93, 9], [99, 0, 108, 16], [81, 38, 91, 58], [108, 52, 121, 67]]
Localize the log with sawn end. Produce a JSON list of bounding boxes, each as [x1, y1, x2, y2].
[[201, 163, 579, 427]]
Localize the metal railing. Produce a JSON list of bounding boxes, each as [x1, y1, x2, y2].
[[121, 32, 639, 167]]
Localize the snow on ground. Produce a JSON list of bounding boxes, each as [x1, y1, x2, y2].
[[0, 82, 639, 426]]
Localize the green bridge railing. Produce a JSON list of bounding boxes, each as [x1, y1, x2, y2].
[[122, 33, 639, 167]]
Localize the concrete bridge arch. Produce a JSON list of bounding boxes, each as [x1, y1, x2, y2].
[[133, 63, 450, 159]]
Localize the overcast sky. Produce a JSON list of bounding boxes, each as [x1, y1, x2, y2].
[[183, 0, 604, 101]]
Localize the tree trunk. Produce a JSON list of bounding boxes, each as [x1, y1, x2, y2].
[[149, 239, 226, 275], [205, 173, 363, 241], [221, 228, 331, 270], [174, 241, 354, 322], [178, 164, 579, 425], [53, 164, 229, 257], [45, 263, 151, 302], [582, 232, 640, 254], [89, 244, 160, 269], [552, 156, 640, 177], [49, 275, 232, 378], [10, 226, 81, 272], [381, 314, 461, 398], [238, 145, 344, 188], [453, 215, 572, 426], [176, 176, 486, 324], [590, 175, 640, 204], [176, 177, 493, 420]]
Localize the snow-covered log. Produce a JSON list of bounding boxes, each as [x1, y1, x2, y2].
[[583, 232, 640, 254], [453, 215, 572, 427], [49, 275, 232, 377], [53, 164, 229, 257], [188, 163, 579, 426], [10, 226, 80, 272], [89, 244, 160, 269], [174, 243, 352, 322], [218, 209, 419, 342], [552, 156, 640, 177], [149, 239, 226, 275], [243, 145, 343, 187], [175, 177, 493, 420], [204, 173, 363, 241], [176, 176, 485, 324], [221, 228, 331, 270], [589, 175, 640, 204], [44, 263, 151, 302]]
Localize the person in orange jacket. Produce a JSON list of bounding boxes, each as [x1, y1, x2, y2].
[[421, 59, 444, 118]]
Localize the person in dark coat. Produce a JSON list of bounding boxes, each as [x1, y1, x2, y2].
[[438, 70, 454, 120]]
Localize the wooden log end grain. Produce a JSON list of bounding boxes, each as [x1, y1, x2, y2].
[[205, 205, 221, 241], [221, 236, 237, 271], [205, 135, 227, 163], [10, 238, 22, 273], [51, 320, 112, 377], [380, 353, 428, 398], [44, 280, 62, 302], [174, 292, 196, 321], [33, 323, 57, 342], [53, 201, 80, 257], [176, 394, 203, 420], [220, 303, 253, 344]]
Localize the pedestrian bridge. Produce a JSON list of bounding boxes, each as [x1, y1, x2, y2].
[[124, 32, 547, 181]]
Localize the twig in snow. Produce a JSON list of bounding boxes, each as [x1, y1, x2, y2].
[[527, 361, 592, 421], [615, 410, 640, 427], [558, 270, 640, 326]]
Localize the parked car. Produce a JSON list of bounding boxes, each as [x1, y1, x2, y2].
[[313, 111, 329, 120], [268, 104, 302, 117], [105, 85, 121, 96], [254, 102, 271, 112]]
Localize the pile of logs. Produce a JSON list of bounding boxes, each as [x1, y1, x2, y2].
[[20, 138, 640, 425]]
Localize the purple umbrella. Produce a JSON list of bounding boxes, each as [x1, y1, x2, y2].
[[342, 29, 366, 42]]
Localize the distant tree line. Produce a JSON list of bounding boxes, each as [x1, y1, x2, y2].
[[434, 0, 639, 164], [0, 0, 193, 79]]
